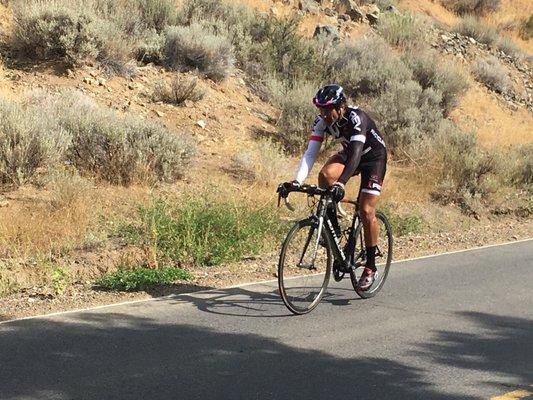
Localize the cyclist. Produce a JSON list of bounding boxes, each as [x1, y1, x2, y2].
[[281, 84, 388, 290]]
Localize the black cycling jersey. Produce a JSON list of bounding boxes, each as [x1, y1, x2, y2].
[[311, 106, 386, 163]]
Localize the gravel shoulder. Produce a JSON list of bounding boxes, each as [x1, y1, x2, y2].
[[1, 216, 531, 321]]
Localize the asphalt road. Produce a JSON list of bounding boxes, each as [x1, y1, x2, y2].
[[1, 240, 532, 400]]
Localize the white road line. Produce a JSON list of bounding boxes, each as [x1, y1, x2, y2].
[[1, 238, 531, 325]]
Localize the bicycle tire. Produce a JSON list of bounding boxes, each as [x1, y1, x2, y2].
[[350, 211, 393, 299], [278, 218, 332, 314]]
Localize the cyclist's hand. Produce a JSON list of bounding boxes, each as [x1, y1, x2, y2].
[[329, 182, 345, 202], [277, 181, 300, 198]]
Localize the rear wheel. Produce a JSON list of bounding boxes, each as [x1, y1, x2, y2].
[[350, 211, 393, 299], [278, 218, 332, 314]]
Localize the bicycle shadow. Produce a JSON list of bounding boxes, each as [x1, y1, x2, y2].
[[151, 282, 363, 318]]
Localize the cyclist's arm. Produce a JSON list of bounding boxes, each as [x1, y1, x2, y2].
[[337, 113, 368, 185], [295, 134, 323, 183], [337, 140, 364, 185]]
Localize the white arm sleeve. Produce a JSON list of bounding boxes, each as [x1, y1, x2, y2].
[[295, 140, 322, 183]]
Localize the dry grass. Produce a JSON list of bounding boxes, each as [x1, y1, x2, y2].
[[230, 139, 294, 185], [0, 182, 152, 295], [0, 186, 95, 257], [400, 0, 459, 27], [450, 84, 533, 146]]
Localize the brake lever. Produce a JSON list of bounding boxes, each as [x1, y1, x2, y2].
[[284, 197, 296, 212]]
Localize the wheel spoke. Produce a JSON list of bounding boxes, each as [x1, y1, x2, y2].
[[278, 220, 331, 314], [350, 211, 393, 298]]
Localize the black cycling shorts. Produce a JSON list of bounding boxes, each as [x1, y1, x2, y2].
[[337, 151, 387, 196]]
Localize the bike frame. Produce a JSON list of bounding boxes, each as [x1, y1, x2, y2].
[[310, 194, 364, 271]]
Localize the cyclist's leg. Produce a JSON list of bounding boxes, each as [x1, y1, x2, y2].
[[359, 159, 387, 259], [318, 152, 345, 188], [357, 160, 386, 288]]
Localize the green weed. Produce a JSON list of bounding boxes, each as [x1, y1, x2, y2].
[[96, 266, 192, 291], [381, 205, 424, 236], [120, 197, 285, 266]]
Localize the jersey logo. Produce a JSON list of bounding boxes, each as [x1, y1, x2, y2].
[[349, 111, 361, 131], [370, 129, 386, 147]]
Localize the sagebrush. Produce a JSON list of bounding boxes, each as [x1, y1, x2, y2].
[[472, 56, 511, 94], [153, 75, 206, 105], [442, 0, 500, 16], [0, 91, 195, 188], [164, 23, 235, 81]]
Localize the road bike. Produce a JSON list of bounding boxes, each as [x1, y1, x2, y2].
[[277, 184, 393, 315]]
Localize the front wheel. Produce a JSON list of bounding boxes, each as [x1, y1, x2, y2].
[[278, 218, 332, 314], [350, 211, 393, 299]]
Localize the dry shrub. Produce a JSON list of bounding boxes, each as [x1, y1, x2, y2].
[[472, 56, 512, 94], [356, 0, 397, 9], [10, 0, 180, 72], [134, 29, 165, 63], [429, 123, 499, 214], [519, 15, 533, 40], [267, 79, 318, 154], [0, 97, 70, 187], [369, 80, 444, 156], [12, 2, 103, 65], [231, 139, 290, 183], [163, 23, 235, 81], [506, 144, 533, 188], [403, 48, 468, 115], [153, 75, 205, 105], [329, 36, 411, 99], [453, 16, 499, 46], [46, 167, 93, 210], [495, 36, 523, 59], [21, 90, 196, 186], [376, 12, 427, 49], [441, 0, 500, 16]]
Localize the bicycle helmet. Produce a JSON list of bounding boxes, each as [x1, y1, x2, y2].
[[312, 84, 346, 107]]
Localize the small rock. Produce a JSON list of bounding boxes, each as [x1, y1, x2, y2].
[[107, 87, 113, 93], [441, 34, 450, 41], [324, 7, 336, 17], [98, 78, 107, 87], [338, 14, 351, 22], [155, 110, 165, 117], [196, 120, 206, 129], [299, 0, 319, 14], [0, 200, 9, 207], [128, 82, 135, 90], [469, 37, 477, 44], [82, 77, 94, 85], [66, 69, 74, 78], [313, 24, 339, 41], [89, 70, 98, 78], [366, 11, 380, 25]]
